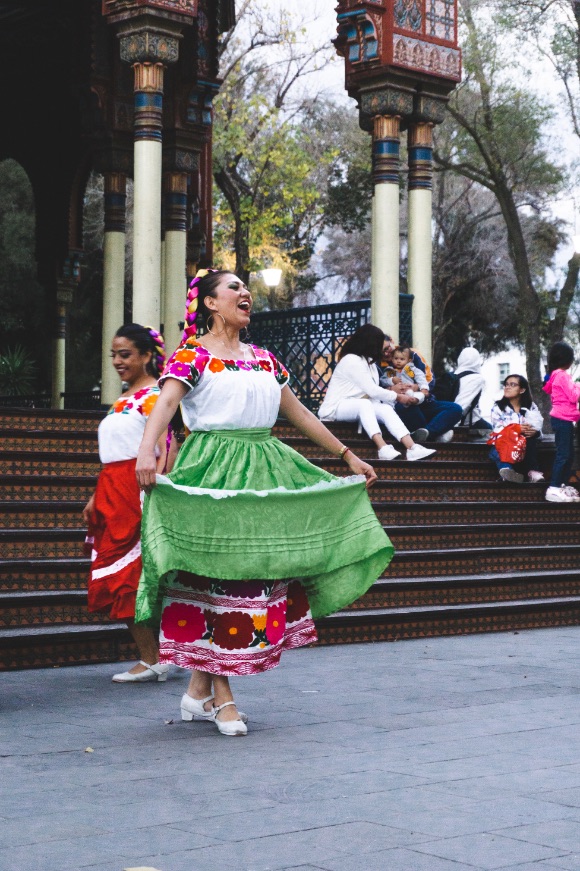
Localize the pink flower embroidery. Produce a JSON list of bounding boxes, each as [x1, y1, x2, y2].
[[266, 602, 287, 645]]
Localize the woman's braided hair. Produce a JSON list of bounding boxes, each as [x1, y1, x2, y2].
[[114, 323, 166, 377], [182, 268, 228, 343]]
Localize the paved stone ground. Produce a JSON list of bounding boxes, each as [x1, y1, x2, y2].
[[2, 628, 580, 871]]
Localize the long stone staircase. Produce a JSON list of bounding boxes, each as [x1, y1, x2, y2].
[[1, 408, 580, 670]]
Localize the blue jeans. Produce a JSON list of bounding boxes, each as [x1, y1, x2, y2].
[[489, 433, 540, 475], [550, 416, 575, 487], [394, 399, 463, 437]]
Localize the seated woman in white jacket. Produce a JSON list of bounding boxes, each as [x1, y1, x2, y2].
[[318, 325, 436, 461]]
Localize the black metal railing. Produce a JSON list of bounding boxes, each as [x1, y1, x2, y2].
[[248, 295, 413, 412], [0, 296, 413, 413]]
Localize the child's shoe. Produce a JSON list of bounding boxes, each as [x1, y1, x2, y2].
[[545, 485, 577, 502], [527, 470, 544, 483], [499, 467, 524, 484]]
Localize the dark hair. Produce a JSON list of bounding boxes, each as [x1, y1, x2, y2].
[[393, 345, 411, 357], [114, 323, 165, 377], [497, 373, 534, 412], [339, 324, 386, 364], [182, 269, 231, 342], [547, 341, 574, 373]]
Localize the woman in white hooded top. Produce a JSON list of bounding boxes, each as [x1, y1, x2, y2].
[[318, 325, 436, 461], [454, 347, 489, 427]]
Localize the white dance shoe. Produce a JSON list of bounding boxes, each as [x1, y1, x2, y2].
[[111, 661, 169, 683], [211, 701, 248, 736], [181, 693, 248, 724]]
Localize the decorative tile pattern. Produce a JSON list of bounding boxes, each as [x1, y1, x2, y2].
[[392, 34, 461, 80], [425, 0, 456, 40]]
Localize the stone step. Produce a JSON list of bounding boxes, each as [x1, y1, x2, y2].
[[317, 458, 516, 482], [0, 409, 103, 432], [0, 432, 98, 452], [0, 502, 86, 528], [373, 500, 579, 525], [352, 569, 580, 610], [0, 623, 134, 671], [0, 590, 110, 629], [387, 521, 580, 550], [316, 597, 580, 645], [0, 529, 86, 559], [0, 474, 555, 503], [0, 453, 100, 476]]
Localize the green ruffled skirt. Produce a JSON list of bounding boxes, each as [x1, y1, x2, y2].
[[135, 428, 393, 624]]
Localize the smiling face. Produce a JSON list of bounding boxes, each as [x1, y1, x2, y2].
[[204, 273, 252, 331], [111, 336, 152, 387], [382, 338, 396, 364]]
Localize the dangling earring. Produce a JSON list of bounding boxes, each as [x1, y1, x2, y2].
[[206, 311, 227, 336]]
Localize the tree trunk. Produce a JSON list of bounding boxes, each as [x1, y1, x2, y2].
[[214, 167, 251, 284]]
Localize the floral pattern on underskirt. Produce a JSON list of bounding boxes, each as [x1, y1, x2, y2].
[[158, 572, 317, 676]]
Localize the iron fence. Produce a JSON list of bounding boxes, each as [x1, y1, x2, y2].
[[248, 295, 413, 412], [0, 296, 413, 413]]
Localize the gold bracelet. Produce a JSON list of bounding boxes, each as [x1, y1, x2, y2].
[[338, 445, 351, 460]]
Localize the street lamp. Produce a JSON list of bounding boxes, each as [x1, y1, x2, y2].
[[261, 268, 282, 288]]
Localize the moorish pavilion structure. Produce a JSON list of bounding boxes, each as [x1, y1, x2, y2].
[[335, 0, 461, 361], [0, 0, 234, 406]]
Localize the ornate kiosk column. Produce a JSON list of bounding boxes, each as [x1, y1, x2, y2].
[[123, 53, 167, 327], [51, 253, 81, 409], [335, 0, 461, 352], [407, 121, 434, 360], [101, 172, 127, 405], [162, 170, 188, 354], [371, 113, 401, 334]]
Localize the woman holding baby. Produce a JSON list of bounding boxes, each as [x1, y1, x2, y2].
[[317, 325, 436, 461]]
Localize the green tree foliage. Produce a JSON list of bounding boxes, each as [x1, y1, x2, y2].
[[434, 0, 571, 404], [0, 159, 47, 391], [213, 0, 338, 305]]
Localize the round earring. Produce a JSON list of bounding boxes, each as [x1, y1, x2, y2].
[[206, 311, 226, 336]]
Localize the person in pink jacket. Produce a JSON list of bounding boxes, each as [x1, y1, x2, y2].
[[543, 342, 580, 502]]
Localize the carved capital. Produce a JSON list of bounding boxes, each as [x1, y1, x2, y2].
[[408, 122, 434, 191], [372, 114, 401, 185], [104, 173, 127, 233], [360, 87, 414, 129], [120, 29, 180, 64], [374, 114, 401, 140], [412, 94, 448, 125]]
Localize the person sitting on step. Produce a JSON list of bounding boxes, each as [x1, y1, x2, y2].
[[318, 324, 436, 462], [453, 348, 491, 430], [489, 374, 544, 484]]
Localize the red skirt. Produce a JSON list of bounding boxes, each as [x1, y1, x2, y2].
[[86, 458, 142, 620]]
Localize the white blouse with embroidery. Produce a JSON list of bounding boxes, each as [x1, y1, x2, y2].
[[97, 385, 160, 464], [159, 340, 289, 432]]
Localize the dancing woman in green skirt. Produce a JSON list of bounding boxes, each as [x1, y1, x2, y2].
[[135, 269, 393, 736]]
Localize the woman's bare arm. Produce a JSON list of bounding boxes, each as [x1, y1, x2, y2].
[[136, 379, 188, 490], [279, 386, 377, 488]]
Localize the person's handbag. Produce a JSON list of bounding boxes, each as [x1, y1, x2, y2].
[[486, 423, 527, 463]]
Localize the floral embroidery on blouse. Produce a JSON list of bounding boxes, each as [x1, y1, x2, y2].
[[160, 340, 289, 389], [108, 385, 160, 416]]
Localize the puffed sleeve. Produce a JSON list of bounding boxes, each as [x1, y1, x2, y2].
[[159, 342, 209, 391], [266, 351, 290, 387]]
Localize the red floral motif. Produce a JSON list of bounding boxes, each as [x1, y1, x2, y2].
[[132, 387, 150, 400], [161, 602, 206, 643], [286, 581, 310, 623], [220, 580, 265, 599], [211, 611, 255, 650], [266, 602, 287, 645], [112, 398, 129, 413], [176, 571, 213, 591]]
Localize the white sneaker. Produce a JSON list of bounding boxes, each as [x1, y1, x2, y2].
[[406, 444, 436, 461], [527, 470, 544, 484], [377, 444, 401, 461], [563, 485, 580, 502], [545, 486, 576, 503], [435, 430, 454, 443]]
